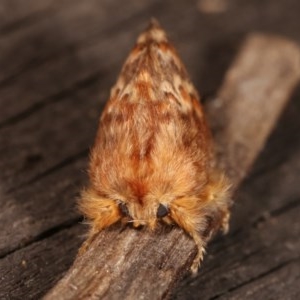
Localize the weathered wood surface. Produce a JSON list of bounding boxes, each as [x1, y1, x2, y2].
[[43, 34, 300, 300], [0, 1, 300, 299]]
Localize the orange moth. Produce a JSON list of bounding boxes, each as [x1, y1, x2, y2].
[[79, 19, 231, 273]]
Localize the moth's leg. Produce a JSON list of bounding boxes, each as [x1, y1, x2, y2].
[[189, 207, 231, 274], [220, 206, 230, 234], [190, 206, 231, 273], [190, 232, 206, 274], [78, 226, 99, 257], [169, 197, 207, 273], [77, 188, 121, 256]]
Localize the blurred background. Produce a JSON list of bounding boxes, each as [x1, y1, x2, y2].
[[0, 0, 299, 299]]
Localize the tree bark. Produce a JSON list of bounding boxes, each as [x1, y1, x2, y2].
[[44, 33, 300, 300]]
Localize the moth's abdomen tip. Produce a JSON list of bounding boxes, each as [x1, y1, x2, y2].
[[137, 18, 167, 44], [149, 18, 161, 29]]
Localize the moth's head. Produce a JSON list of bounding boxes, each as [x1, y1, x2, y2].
[[117, 198, 171, 230], [79, 184, 174, 231], [113, 171, 204, 230]]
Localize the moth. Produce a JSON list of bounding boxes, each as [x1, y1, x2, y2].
[[79, 19, 231, 273]]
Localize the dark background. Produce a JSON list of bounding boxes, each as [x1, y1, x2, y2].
[[0, 0, 299, 299]]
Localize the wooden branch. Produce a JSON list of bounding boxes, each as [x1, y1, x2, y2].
[[44, 33, 300, 300]]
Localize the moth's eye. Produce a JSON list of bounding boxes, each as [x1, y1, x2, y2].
[[157, 204, 169, 218], [119, 202, 130, 217]]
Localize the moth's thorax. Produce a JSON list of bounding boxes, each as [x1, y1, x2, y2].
[[90, 97, 211, 201]]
